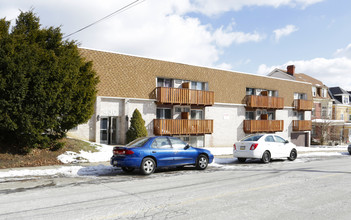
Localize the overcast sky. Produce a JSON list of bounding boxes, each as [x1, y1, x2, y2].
[[1, 0, 351, 90]]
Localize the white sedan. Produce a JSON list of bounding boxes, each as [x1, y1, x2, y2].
[[233, 134, 297, 163]]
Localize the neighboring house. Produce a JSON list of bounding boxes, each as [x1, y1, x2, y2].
[[329, 87, 351, 144], [68, 48, 312, 147], [267, 65, 316, 146]]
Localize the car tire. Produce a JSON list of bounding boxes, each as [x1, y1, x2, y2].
[[261, 151, 271, 163], [288, 149, 297, 161], [238, 158, 246, 163], [196, 154, 208, 170], [140, 158, 156, 175], [122, 167, 135, 173]]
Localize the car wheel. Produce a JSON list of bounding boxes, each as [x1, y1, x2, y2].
[[288, 149, 297, 161], [140, 158, 156, 175], [238, 158, 246, 163], [122, 167, 135, 173], [196, 154, 208, 170], [261, 151, 271, 163]]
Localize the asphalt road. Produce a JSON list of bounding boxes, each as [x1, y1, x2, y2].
[[1, 156, 351, 220]]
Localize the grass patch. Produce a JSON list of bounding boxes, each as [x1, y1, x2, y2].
[[0, 138, 98, 169], [61, 138, 99, 153]]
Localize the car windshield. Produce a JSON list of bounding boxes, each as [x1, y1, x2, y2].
[[241, 135, 263, 142], [125, 137, 150, 148]]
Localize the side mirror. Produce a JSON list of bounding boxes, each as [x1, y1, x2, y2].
[[284, 140, 289, 144], [184, 144, 190, 150]]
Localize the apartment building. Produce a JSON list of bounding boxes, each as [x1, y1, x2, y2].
[[68, 48, 312, 147]]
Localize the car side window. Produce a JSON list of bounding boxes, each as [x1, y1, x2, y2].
[[169, 138, 187, 149], [274, 135, 286, 143], [151, 137, 172, 149], [265, 135, 275, 142]]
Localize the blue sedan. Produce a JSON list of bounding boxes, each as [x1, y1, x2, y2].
[[110, 136, 214, 175]]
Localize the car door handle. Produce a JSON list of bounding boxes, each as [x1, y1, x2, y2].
[[152, 151, 157, 153]]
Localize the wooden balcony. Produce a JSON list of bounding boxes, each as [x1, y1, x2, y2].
[[245, 95, 284, 109], [293, 99, 313, 111], [156, 87, 214, 106], [243, 120, 284, 133], [293, 120, 312, 131], [154, 119, 213, 136]]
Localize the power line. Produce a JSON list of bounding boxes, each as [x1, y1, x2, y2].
[[63, 0, 144, 39]]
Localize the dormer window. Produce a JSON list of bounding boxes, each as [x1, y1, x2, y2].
[[343, 96, 349, 104], [312, 87, 317, 97], [322, 88, 327, 98]]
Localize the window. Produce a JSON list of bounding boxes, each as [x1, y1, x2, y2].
[[312, 87, 317, 97], [246, 88, 255, 95], [157, 78, 172, 87], [157, 108, 172, 119], [151, 137, 171, 149], [245, 111, 255, 120], [268, 90, 277, 97], [179, 136, 190, 143], [126, 137, 150, 148], [341, 113, 344, 120], [298, 111, 304, 120], [242, 134, 264, 142], [267, 111, 275, 120], [274, 135, 286, 143], [322, 88, 327, 98], [294, 93, 306, 100], [191, 81, 204, 90], [246, 88, 277, 96], [191, 110, 203, 119], [169, 138, 187, 149], [265, 135, 275, 142], [343, 96, 349, 104], [255, 88, 262, 96]]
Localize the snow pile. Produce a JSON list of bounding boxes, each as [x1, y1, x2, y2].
[[57, 142, 114, 163], [0, 165, 121, 181], [0, 166, 84, 180]]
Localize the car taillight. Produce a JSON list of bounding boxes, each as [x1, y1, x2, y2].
[[113, 148, 134, 155], [233, 144, 236, 150], [125, 150, 134, 155], [250, 143, 258, 150]]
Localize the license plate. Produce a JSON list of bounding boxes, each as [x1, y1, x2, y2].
[[240, 146, 245, 150]]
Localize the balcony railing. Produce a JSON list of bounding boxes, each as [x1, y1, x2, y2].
[[293, 99, 313, 111], [154, 119, 213, 136], [292, 120, 312, 131], [245, 95, 284, 109], [243, 120, 284, 133], [156, 87, 214, 106]]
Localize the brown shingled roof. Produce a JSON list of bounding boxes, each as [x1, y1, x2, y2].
[[294, 73, 325, 87], [78, 48, 312, 105]]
